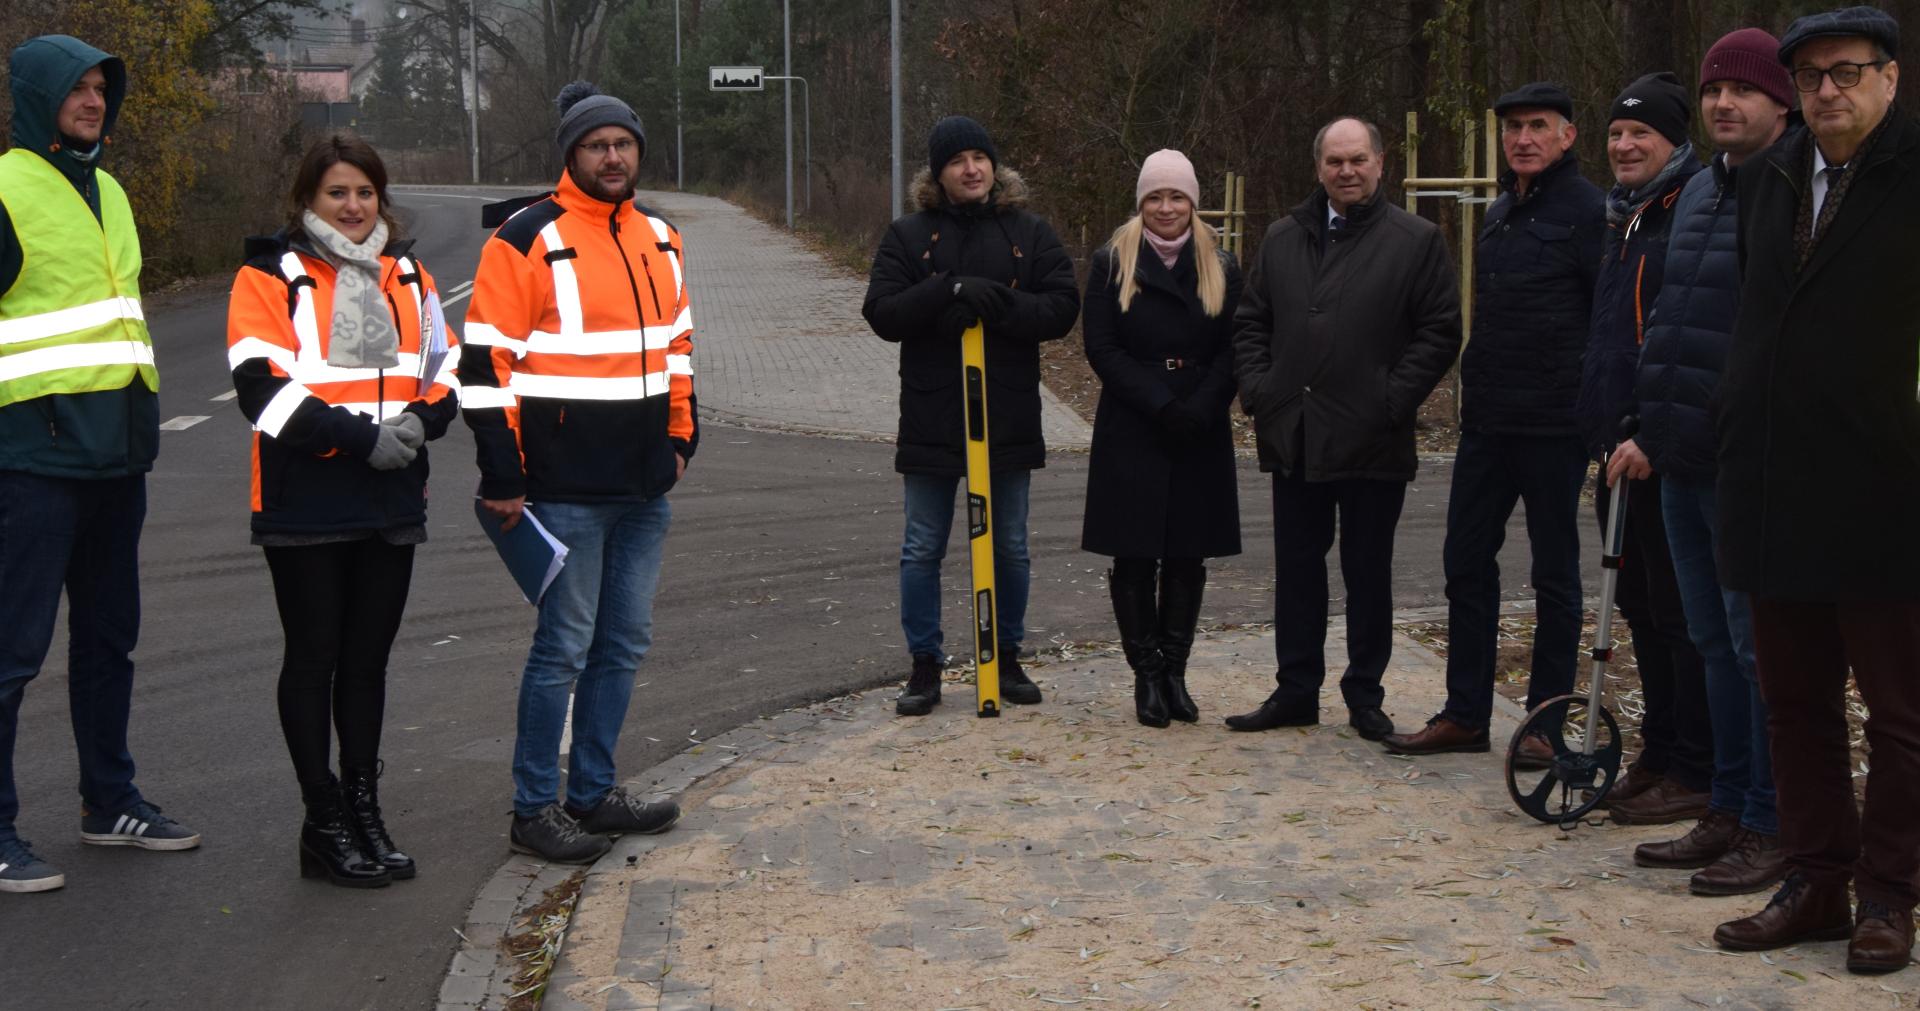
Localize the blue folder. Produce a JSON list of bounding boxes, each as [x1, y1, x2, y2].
[[474, 498, 570, 605]]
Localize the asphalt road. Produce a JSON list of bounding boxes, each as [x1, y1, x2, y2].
[[0, 189, 1596, 1009]]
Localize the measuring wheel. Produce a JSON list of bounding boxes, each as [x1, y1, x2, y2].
[[1506, 694, 1624, 824]]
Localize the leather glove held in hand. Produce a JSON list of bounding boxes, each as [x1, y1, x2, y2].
[[367, 424, 418, 471], [952, 277, 1016, 325], [381, 411, 425, 450], [1159, 399, 1208, 439]]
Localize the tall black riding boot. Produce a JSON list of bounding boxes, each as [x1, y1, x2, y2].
[[1110, 566, 1171, 728], [300, 778, 391, 888], [342, 764, 416, 880], [1157, 563, 1205, 723]]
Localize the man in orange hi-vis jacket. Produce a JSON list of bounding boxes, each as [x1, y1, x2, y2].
[[460, 81, 690, 865]]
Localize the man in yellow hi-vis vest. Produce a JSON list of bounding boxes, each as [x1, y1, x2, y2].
[[0, 35, 201, 895]]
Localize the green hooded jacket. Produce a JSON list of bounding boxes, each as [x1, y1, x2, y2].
[[0, 34, 158, 478]]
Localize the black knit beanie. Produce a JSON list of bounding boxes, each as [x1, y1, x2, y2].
[[926, 116, 997, 177], [1609, 72, 1691, 147]]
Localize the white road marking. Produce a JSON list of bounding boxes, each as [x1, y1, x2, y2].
[[159, 415, 209, 431], [391, 190, 511, 201], [442, 279, 475, 310], [210, 390, 237, 402]]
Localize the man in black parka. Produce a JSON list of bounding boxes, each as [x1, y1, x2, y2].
[[862, 117, 1080, 717], [1710, 7, 1920, 973], [1387, 83, 1605, 760], [1229, 117, 1460, 739]]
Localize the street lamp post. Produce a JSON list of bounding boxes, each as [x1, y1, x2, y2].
[[674, 0, 683, 189], [765, 76, 809, 213], [890, 0, 901, 220], [783, 0, 792, 228]]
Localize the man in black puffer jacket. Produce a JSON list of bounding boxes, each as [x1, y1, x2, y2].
[[1577, 73, 1713, 829], [862, 117, 1080, 717], [1387, 83, 1604, 760], [1626, 29, 1792, 899]]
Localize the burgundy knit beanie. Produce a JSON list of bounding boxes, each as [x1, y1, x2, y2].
[[1700, 28, 1794, 110]]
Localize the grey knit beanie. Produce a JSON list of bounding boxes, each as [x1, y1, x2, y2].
[[554, 81, 646, 167]]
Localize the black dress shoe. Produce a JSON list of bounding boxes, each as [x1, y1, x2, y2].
[[1348, 706, 1394, 741], [1225, 694, 1318, 732]]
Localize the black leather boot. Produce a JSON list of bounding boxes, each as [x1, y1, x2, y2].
[[1156, 563, 1205, 723], [1110, 566, 1171, 728], [300, 779, 391, 888], [342, 764, 416, 880]]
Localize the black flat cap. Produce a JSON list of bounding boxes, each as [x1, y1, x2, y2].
[[1493, 82, 1575, 119], [1778, 5, 1900, 64]]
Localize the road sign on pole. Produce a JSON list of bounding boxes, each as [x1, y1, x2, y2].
[[708, 66, 763, 91]]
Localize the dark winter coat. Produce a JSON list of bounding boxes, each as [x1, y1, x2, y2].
[[1460, 154, 1606, 436], [861, 167, 1080, 476], [1635, 156, 1742, 484], [1079, 236, 1243, 559], [1578, 157, 1703, 457], [1717, 116, 1920, 601], [1232, 188, 1461, 482], [0, 34, 157, 479]]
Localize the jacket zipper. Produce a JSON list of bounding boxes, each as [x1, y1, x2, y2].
[[607, 203, 658, 483]]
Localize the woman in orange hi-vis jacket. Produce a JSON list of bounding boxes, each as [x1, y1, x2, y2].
[[224, 135, 458, 889]]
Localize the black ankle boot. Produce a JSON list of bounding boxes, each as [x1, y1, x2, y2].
[[1109, 566, 1171, 728], [300, 779, 391, 888], [1157, 563, 1206, 723], [342, 764, 415, 880]]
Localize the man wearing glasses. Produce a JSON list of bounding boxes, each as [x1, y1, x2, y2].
[[1710, 7, 1920, 975], [462, 81, 689, 863]]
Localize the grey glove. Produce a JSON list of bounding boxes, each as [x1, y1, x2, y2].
[[382, 411, 425, 450], [366, 423, 418, 471]]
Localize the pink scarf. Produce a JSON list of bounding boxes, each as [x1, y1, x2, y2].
[[1144, 227, 1190, 269]]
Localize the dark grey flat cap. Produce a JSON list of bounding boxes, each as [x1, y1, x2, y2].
[[1778, 5, 1900, 64], [1493, 82, 1575, 119]]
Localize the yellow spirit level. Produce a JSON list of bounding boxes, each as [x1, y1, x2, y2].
[[960, 320, 1000, 718]]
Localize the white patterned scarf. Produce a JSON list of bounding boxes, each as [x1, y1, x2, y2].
[[301, 209, 398, 369]]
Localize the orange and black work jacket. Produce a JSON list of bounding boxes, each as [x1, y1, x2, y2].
[[225, 233, 460, 535], [460, 172, 696, 503]]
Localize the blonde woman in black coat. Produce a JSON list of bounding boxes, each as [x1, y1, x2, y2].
[[1081, 150, 1243, 727]]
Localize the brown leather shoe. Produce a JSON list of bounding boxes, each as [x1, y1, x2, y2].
[[1589, 762, 1660, 810], [1610, 777, 1711, 825], [1691, 829, 1787, 896], [1510, 731, 1555, 771], [1849, 901, 1916, 974], [1634, 808, 1739, 869], [1713, 874, 1854, 951], [1382, 715, 1489, 756]]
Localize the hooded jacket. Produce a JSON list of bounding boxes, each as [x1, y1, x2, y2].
[[0, 35, 156, 479], [862, 166, 1080, 475]]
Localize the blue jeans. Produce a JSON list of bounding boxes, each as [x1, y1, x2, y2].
[[513, 497, 670, 819], [1663, 477, 1775, 835], [900, 471, 1030, 659], [0, 472, 147, 843], [1440, 432, 1589, 728]]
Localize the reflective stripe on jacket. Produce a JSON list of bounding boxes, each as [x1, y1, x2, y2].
[[0, 147, 155, 408], [224, 234, 460, 533], [460, 172, 697, 503]]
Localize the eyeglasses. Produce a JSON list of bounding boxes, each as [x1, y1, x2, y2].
[[578, 138, 637, 157], [1792, 60, 1890, 93]]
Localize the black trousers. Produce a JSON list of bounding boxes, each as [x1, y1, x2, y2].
[[263, 538, 415, 793], [1270, 471, 1407, 710], [1595, 472, 1713, 791]]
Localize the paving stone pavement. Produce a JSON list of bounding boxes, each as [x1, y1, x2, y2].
[[636, 190, 1090, 448]]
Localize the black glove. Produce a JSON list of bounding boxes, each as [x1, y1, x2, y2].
[[951, 276, 1017, 325], [937, 303, 977, 340], [1158, 398, 1209, 439]]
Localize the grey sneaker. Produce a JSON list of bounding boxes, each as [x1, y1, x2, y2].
[[510, 804, 611, 864], [81, 800, 201, 851], [571, 787, 680, 836], [0, 837, 65, 893]]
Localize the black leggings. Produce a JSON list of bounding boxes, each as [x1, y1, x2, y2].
[[263, 539, 415, 792], [1112, 557, 1203, 585]]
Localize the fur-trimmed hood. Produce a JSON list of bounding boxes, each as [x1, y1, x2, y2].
[[910, 165, 1031, 212]]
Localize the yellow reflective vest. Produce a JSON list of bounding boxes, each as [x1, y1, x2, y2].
[[0, 147, 156, 409]]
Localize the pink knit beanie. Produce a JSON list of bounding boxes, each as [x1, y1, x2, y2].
[[1136, 149, 1200, 208]]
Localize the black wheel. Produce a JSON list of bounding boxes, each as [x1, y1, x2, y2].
[[1506, 694, 1624, 825]]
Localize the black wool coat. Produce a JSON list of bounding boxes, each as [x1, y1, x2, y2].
[[861, 168, 1081, 476], [1079, 238, 1243, 559], [1232, 189, 1462, 482], [1717, 116, 1920, 601]]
